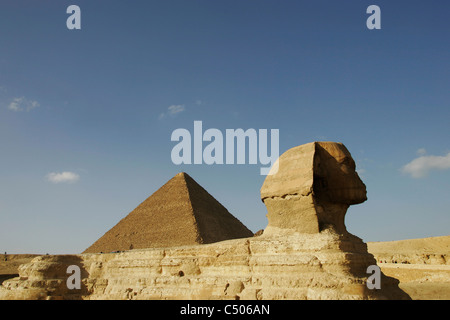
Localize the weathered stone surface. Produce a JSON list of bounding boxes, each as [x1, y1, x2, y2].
[[368, 236, 450, 265], [0, 231, 409, 300]]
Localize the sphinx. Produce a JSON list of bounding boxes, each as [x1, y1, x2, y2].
[[0, 142, 410, 300]]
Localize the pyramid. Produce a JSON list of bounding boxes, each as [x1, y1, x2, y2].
[[83, 172, 253, 253]]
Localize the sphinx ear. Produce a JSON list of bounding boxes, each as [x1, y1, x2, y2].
[[312, 142, 331, 202]]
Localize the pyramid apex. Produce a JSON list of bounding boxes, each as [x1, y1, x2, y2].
[[175, 172, 191, 178], [174, 172, 197, 183]]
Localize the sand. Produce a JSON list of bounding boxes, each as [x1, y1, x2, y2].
[[367, 235, 450, 300]]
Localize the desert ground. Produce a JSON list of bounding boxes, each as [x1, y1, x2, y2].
[[2, 235, 449, 300], [367, 235, 450, 300]]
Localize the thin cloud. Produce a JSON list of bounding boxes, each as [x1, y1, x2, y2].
[[416, 148, 427, 156], [8, 97, 39, 112], [46, 172, 80, 184], [159, 104, 185, 120], [168, 104, 185, 115], [355, 157, 370, 178], [401, 150, 450, 178]]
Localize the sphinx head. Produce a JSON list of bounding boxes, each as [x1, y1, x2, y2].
[[313, 142, 367, 205], [261, 142, 367, 235]]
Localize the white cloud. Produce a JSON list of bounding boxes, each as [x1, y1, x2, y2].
[[8, 98, 23, 111], [416, 148, 427, 156], [46, 172, 80, 184], [159, 104, 185, 120], [168, 104, 185, 115], [355, 157, 370, 178], [401, 151, 450, 178], [7, 97, 40, 112]]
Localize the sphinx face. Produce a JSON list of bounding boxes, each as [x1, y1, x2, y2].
[[313, 142, 367, 205]]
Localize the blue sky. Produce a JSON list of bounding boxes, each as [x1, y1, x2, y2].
[[0, 1, 449, 254]]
